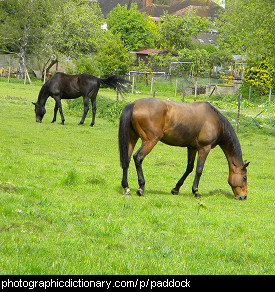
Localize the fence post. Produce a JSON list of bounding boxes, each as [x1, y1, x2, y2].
[[194, 79, 197, 102], [269, 87, 272, 102], [236, 93, 241, 133], [249, 85, 252, 101], [43, 70, 46, 84], [175, 79, 178, 97], [132, 75, 135, 94], [151, 77, 154, 95], [8, 67, 11, 83], [26, 68, 31, 84]]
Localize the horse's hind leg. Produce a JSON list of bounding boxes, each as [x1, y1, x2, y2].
[[90, 89, 99, 127], [171, 147, 197, 195], [133, 139, 158, 196], [79, 96, 90, 125], [122, 132, 138, 195]]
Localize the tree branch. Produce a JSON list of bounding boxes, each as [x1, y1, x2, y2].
[[0, 49, 19, 57]]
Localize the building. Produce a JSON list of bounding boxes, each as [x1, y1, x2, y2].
[[140, 0, 223, 20]]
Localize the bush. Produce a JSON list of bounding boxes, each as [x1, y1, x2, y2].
[[74, 56, 99, 75], [242, 61, 274, 95], [67, 95, 128, 123]]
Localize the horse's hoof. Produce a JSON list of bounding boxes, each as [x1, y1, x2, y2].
[[78, 122, 83, 126], [123, 187, 131, 195], [171, 188, 179, 195], [51, 120, 56, 123], [194, 193, 202, 199], [90, 123, 94, 127], [136, 188, 144, 196]]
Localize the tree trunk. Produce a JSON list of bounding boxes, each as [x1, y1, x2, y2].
[[17, 1, 32, 79], [41, 59, 58, 78]]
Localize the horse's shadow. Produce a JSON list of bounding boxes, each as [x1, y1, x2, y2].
[[115, 186, 234, 199], [148, 188, 234, 199]]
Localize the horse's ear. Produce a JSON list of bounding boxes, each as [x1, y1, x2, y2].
[[32, 102, 36, 106], [242, 161, 250, 170]]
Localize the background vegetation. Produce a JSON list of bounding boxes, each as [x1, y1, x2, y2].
[[0, 0, 274, 94]]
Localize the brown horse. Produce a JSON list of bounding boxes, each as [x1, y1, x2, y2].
[[119, 98, 249, 200]]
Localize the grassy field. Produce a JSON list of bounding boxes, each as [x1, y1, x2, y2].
[[0, 78, 274, 275]]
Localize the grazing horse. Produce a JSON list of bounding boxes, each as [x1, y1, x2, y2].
[[33, 72, 130, 126], [119, 98, 249, 200]]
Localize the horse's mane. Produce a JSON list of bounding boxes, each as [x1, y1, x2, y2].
[[37, 79, 51, 104], [210, 104, 243, 162]]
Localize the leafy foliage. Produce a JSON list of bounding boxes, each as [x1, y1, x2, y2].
[[73, 37, 133, 78], [106, 3, 158, 51], [158, 11, 211, 52], [94, 37, 133, 77], [243, 61, 274, 95], [40, 0, 106, 59], [216, 0, 275, 66], [67, 95, 128, 123]]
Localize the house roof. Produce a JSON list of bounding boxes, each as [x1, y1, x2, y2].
[[136, 49, 167, 55], [139, 0, 223, 19]]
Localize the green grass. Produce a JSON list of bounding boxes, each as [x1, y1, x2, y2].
[[0, 79, 274, 275]]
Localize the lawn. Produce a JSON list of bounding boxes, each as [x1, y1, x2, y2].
[[0, 78, 274, 275]]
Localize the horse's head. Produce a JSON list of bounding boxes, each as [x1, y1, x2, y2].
[[228, 161, 250, 200], [33, 102, 46, 123]]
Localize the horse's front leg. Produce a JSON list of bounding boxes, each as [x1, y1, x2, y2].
[[171, 147, 197, 195], [51, 102, 58, 123], [192, 146, 211, 198]]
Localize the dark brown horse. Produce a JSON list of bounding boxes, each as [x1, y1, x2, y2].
[[119, 98, 249, 200], [33, 72, 130, 126]]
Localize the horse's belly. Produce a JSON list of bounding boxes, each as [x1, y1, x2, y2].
[[160, 129, 199, 147]]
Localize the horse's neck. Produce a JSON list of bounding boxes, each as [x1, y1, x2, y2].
[[37, 84, 49, 105], [219, 129, 243, 171]]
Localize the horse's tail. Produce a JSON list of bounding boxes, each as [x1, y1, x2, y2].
[[99, 75, 131, 97], [119, 103, 134, 170]]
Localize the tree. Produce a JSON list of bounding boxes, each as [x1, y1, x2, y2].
[[94, 36, 133, 77], [216, 0, 275, 66], [39, 0, 107, 73], [0, 0, 56, 78], [158, 11, 212, 52], [106, 3, 158, 51]]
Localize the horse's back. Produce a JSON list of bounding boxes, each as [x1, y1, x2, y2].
[[131, 98, 221, 148], [47, 72, 98, 98]]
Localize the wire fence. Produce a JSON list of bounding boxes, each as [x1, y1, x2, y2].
[[128, 73, 274, 131]]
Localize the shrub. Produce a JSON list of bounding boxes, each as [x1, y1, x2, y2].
[[242, 61, 274, 95], [67, 95, 128, 123], [74, 56, 98, 75]]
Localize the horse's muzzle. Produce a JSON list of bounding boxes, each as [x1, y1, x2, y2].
[[235, 195, 247, 200], [36, 119, 42, 123]]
